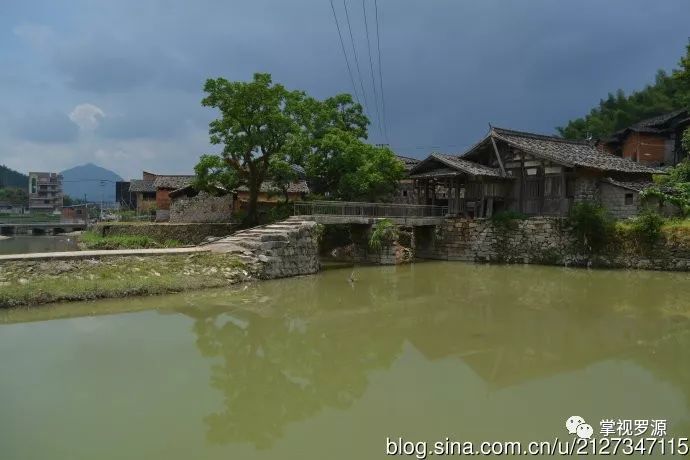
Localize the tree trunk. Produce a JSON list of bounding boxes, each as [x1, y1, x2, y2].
[[246, 178, 261, 226]]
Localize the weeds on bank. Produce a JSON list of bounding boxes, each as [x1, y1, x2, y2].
[[0, 253, 248, 308], [80, 231, 183, 250]]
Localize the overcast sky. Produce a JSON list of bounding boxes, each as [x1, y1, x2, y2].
[[1, 0, 689, 180]]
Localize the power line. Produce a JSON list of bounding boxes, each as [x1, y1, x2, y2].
[[329, 0, 361, 105], [362, 0, 382, 138], [374, 0, 389, 142], [343, 0, 370, 118]]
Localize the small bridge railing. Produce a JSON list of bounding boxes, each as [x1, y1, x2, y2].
[[294, 201, 448, 219]]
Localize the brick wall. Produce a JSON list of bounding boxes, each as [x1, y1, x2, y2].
[[156, 189, 172, 210], [621, 133, 670, 166]]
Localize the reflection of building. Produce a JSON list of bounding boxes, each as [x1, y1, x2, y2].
[[409, 127, 660, 219], [28, 172, 63, 213]]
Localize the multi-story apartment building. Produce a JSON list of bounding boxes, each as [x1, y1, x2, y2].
[[28, 172, 63, 213]]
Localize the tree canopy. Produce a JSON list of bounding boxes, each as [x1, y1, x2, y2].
[[557, 41, 690, 140], [195, 73, 404, 224]]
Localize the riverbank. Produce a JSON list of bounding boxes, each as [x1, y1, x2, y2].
[[0, 253, 253, 308], [0, 219, 321, 308]]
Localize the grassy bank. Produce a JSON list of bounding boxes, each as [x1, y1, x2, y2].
[[79, 231, 183, 250], [0, 253, 252, 308]]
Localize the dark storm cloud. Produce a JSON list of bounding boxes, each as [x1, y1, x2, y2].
[[11, 112, 78, 143], [3, 0, 690, 174]]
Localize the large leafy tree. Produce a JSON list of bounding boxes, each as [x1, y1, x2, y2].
[[195, 73, 404, 224], [195, 73, 303, 224]]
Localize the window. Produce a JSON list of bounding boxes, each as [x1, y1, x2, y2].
[[30, 177, 37, 194], [402, 190, 408, 197], [544, 176, 562, 197], [624, 193, 634, 205]]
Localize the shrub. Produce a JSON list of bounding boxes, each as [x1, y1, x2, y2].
[[369, 219, 398, 251], [628, 210, 664, 249], [568, 202, 615, 254], [80, 231, 183, 250], [490, 210, 527, 231]]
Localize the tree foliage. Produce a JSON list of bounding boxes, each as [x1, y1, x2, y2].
[[557, 41, 690, 139], [194, 73, 405, 225], [642, 155, 690, 216], [0, 187, 28, 205]]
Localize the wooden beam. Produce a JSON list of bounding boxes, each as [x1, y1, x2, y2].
[[490, 133, 507, 177]]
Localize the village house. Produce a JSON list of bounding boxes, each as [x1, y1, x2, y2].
[[28, 172, 63, 213], [409, 127, 660, 219], [152, 175, 195, 221], [126, 174, 156, 214], [61, 204, 88, 222], [232, 179, 310, 212], [599, 109, 690, 167], [167, 178, 309, 223], [393, 155, 421, 204], [167, 184, 233, 223]]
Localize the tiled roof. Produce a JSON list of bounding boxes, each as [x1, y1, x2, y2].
[[602, 178, 655, 192], [236, 180, 310, 194], [168, 184, 227, 199], [409, 167, 462, 179], [631, 109, 688, 130], [396, 155, 421, 172], [153, 175, 195, 189], [433, 153, 504, 178], [128, 179, 156, 193], [490, 127, 659, 174]]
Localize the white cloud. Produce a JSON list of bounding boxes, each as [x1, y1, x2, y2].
[[69, 103, 105, 131]]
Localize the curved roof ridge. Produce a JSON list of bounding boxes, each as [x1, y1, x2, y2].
[[491, 126, 591, 145]]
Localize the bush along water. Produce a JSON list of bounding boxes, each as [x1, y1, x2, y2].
[[368, 219, 399, 252], [567, 202, 616, 257]]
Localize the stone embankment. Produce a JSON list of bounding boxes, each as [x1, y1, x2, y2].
[[206, 218, 320, 279], [414, 217, 690, 271]]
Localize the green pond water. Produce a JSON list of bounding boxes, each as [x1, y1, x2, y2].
[[1, 262, 690, 459]]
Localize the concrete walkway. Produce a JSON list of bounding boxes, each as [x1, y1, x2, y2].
[[0, 246, 210, 262]]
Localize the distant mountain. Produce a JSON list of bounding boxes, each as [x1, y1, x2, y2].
[[60, 163, 123, 202], [0, 165, 28, 189]]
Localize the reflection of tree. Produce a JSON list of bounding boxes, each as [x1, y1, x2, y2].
[[179, 263, 690, 448], [181, 272, 410, 449]]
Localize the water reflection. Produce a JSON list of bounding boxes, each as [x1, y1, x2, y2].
[[175, 264, 690, 448]]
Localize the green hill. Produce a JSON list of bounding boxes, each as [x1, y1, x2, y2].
[[0, 165, 28, 189], [558, 41, 690, 140]]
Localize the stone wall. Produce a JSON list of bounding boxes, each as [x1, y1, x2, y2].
[[573, 176, 599, 202], [414, 217, 690, 271], [170, 192, 234, 223], [599, 183, 640, 219], [94, 222, 237, 245], [206, 218, 320, 279]]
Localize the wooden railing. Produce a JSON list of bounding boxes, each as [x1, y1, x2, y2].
[[294, 201, 448, 218]]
